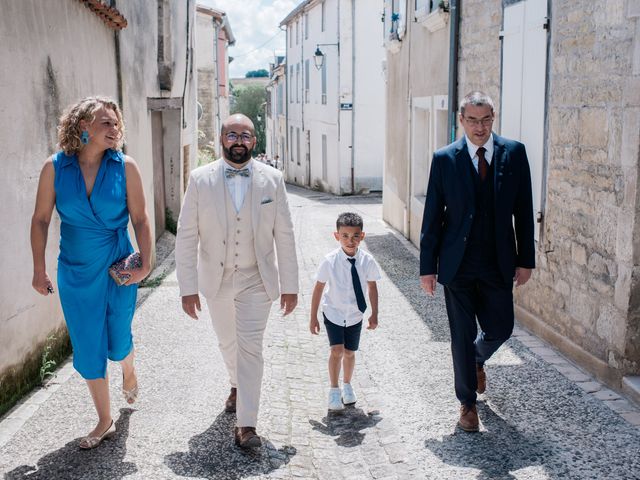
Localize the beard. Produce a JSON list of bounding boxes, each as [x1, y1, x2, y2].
[[223, 144, 252, 164]]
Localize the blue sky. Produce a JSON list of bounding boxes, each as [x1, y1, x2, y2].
[[201, 0, 299, 78]]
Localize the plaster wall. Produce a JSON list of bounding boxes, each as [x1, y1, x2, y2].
[[0, 0, 118, 377]]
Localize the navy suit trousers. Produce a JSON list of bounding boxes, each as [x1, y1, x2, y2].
[[443, 263, 514, 407]]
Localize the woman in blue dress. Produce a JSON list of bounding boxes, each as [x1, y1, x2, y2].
[[30, 96, 152, 449]]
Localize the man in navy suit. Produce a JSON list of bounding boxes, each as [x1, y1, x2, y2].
[[420, 91, 535, 432]]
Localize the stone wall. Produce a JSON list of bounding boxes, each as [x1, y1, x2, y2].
[[520, 0, 640, 380], [198, 70, 216, 148], [457, 0, 640, 384], [457, 0, 503, 131]]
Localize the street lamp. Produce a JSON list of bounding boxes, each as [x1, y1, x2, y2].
[[313, 43, 339, 70]]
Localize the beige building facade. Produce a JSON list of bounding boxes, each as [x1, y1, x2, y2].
[[196, 5, 234, 157], [384, 0, 640, 399], [382, 0, 453, 244], [0, 0, 198, 413]]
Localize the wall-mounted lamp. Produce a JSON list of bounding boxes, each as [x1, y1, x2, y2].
[[313, 43, 339, 69]]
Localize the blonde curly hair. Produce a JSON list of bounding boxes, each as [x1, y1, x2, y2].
[[57, 96, 125, 155]]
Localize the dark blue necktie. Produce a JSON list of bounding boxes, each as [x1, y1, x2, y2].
[[347, 258, 367, 313], [477, 147, 488, 181]]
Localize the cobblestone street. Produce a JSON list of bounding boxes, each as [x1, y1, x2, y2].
[[1, 185, 640, 479]]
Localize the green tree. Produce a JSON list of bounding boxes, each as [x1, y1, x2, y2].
[[231, 85, 267, 154], [245, 69, 269, 78]]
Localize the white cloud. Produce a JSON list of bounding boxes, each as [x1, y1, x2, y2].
[[201, 0, 299, 78]]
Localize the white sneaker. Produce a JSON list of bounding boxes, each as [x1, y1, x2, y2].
[[328, 387, 344, 411], [342, 383, 357, 405]]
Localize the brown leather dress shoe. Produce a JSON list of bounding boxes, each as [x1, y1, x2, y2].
[[476, 364, 486, 394], [234, 426, 262, 448], [458, 404, 479, 432], [225, 387, 237, 413]]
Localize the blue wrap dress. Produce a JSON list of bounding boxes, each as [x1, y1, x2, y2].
[[53, 149, 137, 380]]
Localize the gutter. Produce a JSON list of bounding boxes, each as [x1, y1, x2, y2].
[[447, 0, 460, 142], [113, 0, 124, 152], [213, 17, 221, 154], [182, 0, 192, 129], [350, 0, 355, 194]]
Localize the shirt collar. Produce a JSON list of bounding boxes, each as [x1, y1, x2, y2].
[[465, 135, 494, 164], [223, 158, 253, 172], [338, 247, 360, 261], [58, 148, 123, 168]]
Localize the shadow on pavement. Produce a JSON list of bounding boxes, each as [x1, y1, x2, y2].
[[4, 408, 136, 480], [286, 185, 382, 205], [424, 402, 551, 480], [364, 233, 451, 342], [164, 411, 296, 479], [309, 407, 382, 447]]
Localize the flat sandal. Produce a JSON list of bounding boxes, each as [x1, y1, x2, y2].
[[79, 420, 116, 449]]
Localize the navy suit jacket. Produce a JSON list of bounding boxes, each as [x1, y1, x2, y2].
[[419, 134, 535, 285]]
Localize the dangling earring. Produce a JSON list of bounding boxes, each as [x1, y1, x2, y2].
[[80, 130, 89, 145]]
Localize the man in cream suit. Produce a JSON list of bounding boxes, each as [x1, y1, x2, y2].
[[175, 114, 299, 448]]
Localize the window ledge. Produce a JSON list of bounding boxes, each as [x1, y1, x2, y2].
[[416, 8, 449, 33]]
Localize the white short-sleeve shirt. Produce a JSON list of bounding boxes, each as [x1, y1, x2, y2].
[[315, 247, 381, 327]]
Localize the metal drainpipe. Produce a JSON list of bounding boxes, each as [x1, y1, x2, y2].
[[283, 25, 289, 178], [113, 1, 124, 152], [350, 0, 356, 194], [447, 0, 460, 143], [300, 13, 306, 185], [336, 0, 342, 193], [182, 0, 191, 129], [213, 18, 221, 155], [404, 5, 414, 237]]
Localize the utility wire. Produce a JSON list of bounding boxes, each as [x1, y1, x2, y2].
[[231, 30, 284, 58]]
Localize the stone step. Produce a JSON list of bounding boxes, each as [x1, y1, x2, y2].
[[622, 376, 640, 407]]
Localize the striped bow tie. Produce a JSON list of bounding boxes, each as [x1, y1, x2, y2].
[[225, 168, 250, 178]]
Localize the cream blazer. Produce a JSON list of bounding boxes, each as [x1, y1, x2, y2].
[[175, 159, 299, 301]]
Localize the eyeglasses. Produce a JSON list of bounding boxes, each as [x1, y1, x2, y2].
[[462, 116, 494, 127], [225, 132, 254, 143]]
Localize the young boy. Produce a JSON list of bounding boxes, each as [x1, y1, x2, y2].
[[310, 212, 381, 411]]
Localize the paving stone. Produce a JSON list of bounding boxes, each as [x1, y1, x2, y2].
[[620, 412, 640, 426], [592, 388, 622, 401], [604, 399, 636, 414], [576, 381, 603, 393]]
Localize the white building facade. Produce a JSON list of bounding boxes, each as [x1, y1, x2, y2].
[[280, 0, 385, 194], [265, 57, 287, 170]]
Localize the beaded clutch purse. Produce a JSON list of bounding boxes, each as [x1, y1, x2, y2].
[[108, 253, 142, 286]]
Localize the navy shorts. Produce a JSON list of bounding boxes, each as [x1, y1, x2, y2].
[[323, 314, 362, 351]]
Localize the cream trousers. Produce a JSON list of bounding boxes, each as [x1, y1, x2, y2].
[[206, 267, 272, 427]]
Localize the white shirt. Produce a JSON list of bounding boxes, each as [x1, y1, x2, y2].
[[223, 160, 253, 212], [315, 247, 381, 327], [465, 135, 494, 173]]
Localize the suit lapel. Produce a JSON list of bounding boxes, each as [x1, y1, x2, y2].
[[456, 139, 474, 204], [492, 134, 508, 198], [210, 160, 227, 238], [251, 162, 265, 234]]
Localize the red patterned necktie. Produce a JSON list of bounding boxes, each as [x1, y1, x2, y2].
[[477, 147, 488, 181]]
